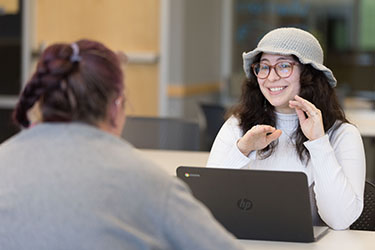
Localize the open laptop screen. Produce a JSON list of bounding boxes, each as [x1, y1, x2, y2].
[[177, 166, 328, 242]]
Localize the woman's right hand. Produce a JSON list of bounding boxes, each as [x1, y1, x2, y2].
[[237, 125, 282, 156]]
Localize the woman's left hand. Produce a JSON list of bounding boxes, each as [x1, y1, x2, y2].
[[289, 95, 325, 141]]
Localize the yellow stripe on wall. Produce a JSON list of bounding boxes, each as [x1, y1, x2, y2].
[[0, 0, 19, 14], [167, 82, 221, 97]]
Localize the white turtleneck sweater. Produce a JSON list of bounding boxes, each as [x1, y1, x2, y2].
[[207, 113, 366, 230]]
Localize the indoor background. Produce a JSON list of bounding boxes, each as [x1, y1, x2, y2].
[[0, 0, 374, 180]]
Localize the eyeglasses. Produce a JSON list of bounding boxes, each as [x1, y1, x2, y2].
[[252, 61, 298, 79]]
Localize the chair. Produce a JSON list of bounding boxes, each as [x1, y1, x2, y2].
[[350, 181, 375, 231], [122, 116, 200, 151], [200, 103, 226, 151]]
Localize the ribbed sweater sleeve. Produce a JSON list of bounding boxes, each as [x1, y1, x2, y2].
[[206, 116, 253, 168], [304, 124, 366, 230]]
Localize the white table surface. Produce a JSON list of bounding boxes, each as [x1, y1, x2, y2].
[[139, 149, 210, 175], [240, 229, 374, 250], [139, 149, 375, 250], [345, 109, 375, 137]]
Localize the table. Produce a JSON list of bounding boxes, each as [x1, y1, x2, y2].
[[139, 149, 209, 175], [345, 109, 375, 137], [139, 149, 375, 250], [240, 230, 374, 250]]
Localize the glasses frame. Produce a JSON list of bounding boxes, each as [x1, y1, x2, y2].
[[251, 61, 299, 79]]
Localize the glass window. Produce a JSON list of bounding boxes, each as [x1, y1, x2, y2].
[[230, 0, 375, 108]]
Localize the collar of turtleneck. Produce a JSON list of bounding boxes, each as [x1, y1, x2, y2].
[[275, 112, 299, 132]]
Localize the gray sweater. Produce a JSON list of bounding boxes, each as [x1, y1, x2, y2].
[[0, 123, 243, 250]]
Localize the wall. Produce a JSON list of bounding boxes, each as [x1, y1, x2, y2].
[[0, 0, 18, 14], [35, 0, 160, 116], [164, 0, 224, 121]]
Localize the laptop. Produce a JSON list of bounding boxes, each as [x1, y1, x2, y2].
[[176, 166, 329, 242]]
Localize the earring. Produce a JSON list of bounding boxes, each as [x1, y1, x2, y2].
[[114, 96, 124, 107]]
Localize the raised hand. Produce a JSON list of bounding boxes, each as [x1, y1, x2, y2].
[[237, 125, 282, 156], [289, 95, 325, 141]]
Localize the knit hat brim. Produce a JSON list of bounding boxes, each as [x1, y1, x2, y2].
[[242, 48, 337, 88]]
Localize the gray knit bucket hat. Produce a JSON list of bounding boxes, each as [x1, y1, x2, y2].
[[242, 27, 337, 87]]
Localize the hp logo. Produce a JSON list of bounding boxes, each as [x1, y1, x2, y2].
[[237, 198, 253, 211]]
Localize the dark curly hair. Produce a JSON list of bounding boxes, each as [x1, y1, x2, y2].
[[13, 39, 124, 128], [230, 54, 348, 163]]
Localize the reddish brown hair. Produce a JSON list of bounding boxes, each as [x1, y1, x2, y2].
[[13, 39, 124, 128]]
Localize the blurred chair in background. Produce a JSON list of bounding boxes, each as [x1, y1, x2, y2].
[[122, 116, 200, 151], [200, 103, 226, 151], [350, 181, 375, 231]]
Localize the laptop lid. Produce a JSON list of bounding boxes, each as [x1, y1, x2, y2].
[[176, 166, 328, 242]]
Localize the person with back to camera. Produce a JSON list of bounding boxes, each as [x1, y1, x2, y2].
[[0, 39, 244, 250], [207, 27, 366, 230]]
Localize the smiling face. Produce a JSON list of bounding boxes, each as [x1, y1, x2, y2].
[[256, 53, 301, 114]]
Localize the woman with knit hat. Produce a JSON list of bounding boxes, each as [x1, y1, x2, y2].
[[207, 27, 366, 230]]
